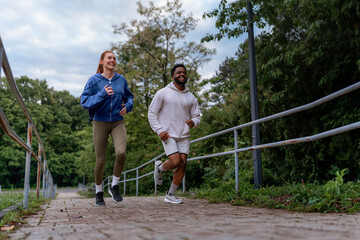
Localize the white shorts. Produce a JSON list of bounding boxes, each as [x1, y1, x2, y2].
[[162, 137, 190, 156]]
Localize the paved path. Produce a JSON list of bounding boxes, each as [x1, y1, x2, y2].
[[8, 192, 360, 240]]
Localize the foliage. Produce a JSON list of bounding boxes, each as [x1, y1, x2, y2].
[[100, 0, 216, 181], [200, 0, 360, 183], [0, 192, 23, 211], [112, 0, 215, 104], [1, 0, 360, 202], [0, 192, 47, 229], [190, 168, 360, 213], [0, 76, 88, 188], [322, 168, 347, 201], [311, 168, 359, 212]]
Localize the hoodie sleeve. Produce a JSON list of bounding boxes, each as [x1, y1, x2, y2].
[[80, 77, 108, 109], [148, 90, 165, 135], [122, 78, 134, 112], [190, 95, 201, 128]]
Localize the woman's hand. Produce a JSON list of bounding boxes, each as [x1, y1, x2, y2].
[[119, 104, 127, 116], [104, 84, 114, 95]]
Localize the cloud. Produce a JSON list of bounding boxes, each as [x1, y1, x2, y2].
[[0, 0, 243, 97]]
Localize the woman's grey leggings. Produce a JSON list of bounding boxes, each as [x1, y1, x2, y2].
[[93, 120, 127, 185]]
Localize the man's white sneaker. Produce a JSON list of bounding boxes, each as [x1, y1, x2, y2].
[[154, 160, 164, 185], [164, 192, 183, 204]]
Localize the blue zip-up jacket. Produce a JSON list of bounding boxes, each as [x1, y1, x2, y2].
[[81, 72, 134, 122]]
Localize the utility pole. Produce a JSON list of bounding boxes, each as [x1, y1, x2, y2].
[[247, 0, 262, 189]]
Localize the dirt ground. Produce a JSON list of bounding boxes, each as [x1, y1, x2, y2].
[[7, 191, 360, 240]]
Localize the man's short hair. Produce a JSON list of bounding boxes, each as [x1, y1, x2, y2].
[[171, 64, 186, 77]]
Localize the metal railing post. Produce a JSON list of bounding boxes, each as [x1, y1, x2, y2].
[[123, 172, 126, 196], [182, 173, 186, 193], [51, 181, 56, 199], [234, 129, 239, 194], [49, 178, 53, 199], [46, 170, 50, 198], [51, 183, 54, 199], [36, 143, 41, 199], [0, 45, 3, 78], [48, 172, 51, 198], [136, 169, 139, 196], [247, 0, 262, 190], [154, 161, 157, 196], [23, 122, 32, 209], [45, 170, 48, 198], [42, 160, 46, 197]]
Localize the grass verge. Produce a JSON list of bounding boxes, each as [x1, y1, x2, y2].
[[185, 178, 360, 213], [0, 192, 23, 212], [0, 192, 48, 238]]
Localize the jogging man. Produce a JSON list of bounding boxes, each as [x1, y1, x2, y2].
[[148, 63, 201, 204]]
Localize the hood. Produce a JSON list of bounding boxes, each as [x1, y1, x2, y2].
[[95, 72, 122, 82], [167, 81, 189, 93]]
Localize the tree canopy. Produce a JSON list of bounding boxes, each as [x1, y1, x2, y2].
[[112, 0, 215, 106], [0, 76, 88, 188], [1, 0, 359, 191]]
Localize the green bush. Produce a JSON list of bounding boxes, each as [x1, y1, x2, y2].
[[190, 167, 360, 213]]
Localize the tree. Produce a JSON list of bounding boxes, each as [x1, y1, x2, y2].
[[201, 0, 360, 183], [112, 0, 215, 107], [101, 0, 217, 174], [0, 76, 89, 188]]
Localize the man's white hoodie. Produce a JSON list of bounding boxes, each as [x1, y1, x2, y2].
[[148, 82, 201, 139]]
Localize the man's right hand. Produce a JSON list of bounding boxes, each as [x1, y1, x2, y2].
[[159, 131, 171, 142]]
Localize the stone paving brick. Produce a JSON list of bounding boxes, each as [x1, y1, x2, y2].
[[6, 193, 360, 240]]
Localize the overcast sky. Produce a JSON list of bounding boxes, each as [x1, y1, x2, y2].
[[0, 0, 247, 97]]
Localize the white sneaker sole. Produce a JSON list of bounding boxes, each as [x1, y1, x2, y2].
[[164, 197, 183, 204], [108, 189, 122, 203]]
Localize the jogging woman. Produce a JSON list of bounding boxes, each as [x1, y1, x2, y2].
[[81, 50, 134, 206]]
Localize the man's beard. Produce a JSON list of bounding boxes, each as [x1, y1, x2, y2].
[[174, 76, 187, 85]]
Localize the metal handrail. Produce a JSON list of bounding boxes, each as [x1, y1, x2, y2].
[[0, 36, 55, 208], [101, 81, 360, 196], [188, 122, 360, 160], [191, 81, 360, 143]]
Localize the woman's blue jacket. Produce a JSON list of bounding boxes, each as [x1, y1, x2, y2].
[[80, 72, 134, 122]]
